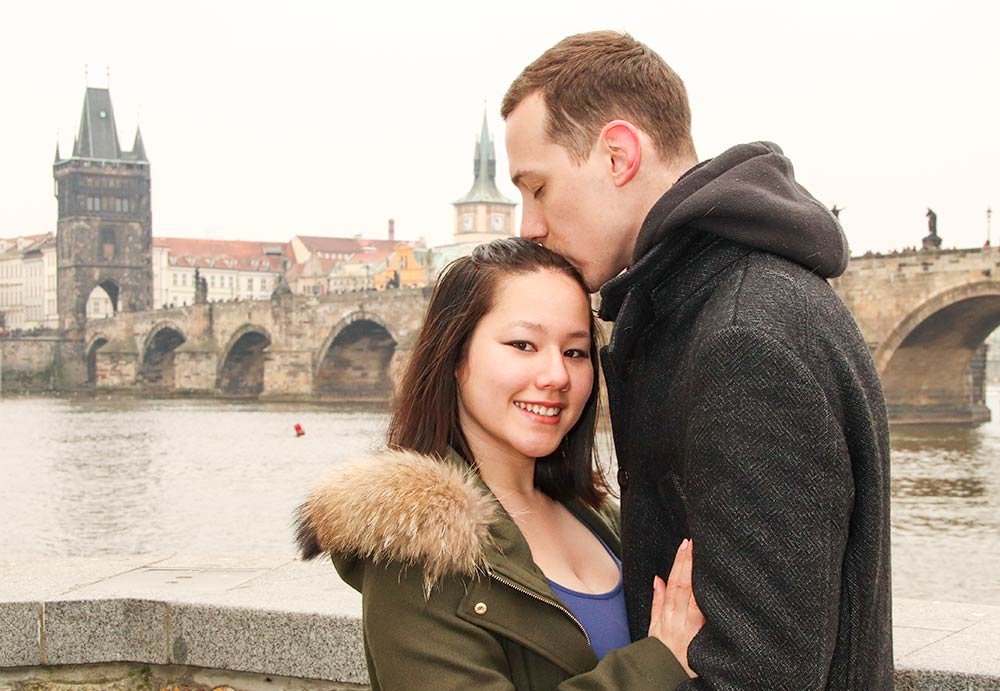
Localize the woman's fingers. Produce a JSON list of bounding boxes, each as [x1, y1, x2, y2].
[[687, 589, 706, 628], [664, 538, 690, 593], [665, 539, 693, 614], [647, 575, 665, 637], [648, 538, 702, 679]]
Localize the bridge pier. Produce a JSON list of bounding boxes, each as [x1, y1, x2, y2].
[[262, 349, 314, 399], [172, 341, 218, 392], [94, 338, 139, 388]]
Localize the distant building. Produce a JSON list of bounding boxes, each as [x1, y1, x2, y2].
[[152, 237, 290, 308], [452, 112, 516, 245], [0, 234, 56, 330], [53, 87, 153, 331], [289, 231, 428, 295], [372, 243, 427, 290]]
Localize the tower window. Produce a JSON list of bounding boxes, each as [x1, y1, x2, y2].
[[99, 227, 115, 261]]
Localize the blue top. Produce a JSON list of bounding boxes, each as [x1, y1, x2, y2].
[[547, 530, 631, 660]]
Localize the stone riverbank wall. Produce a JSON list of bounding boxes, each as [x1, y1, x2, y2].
[[0, 335, 63, 393], [1, 556, 998, 690]]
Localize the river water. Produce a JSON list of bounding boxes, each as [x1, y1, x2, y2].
[[1, 391, 998, 606]]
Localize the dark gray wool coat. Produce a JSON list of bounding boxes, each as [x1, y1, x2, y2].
[[599, 142, 893, 690]]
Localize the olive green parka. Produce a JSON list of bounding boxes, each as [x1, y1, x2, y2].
[[296, 449, 688, 691]]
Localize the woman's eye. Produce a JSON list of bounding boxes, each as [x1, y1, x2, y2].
[[532, 186, 544, 200], [565, 349, 588, 359], [508, 341, 535, 351]]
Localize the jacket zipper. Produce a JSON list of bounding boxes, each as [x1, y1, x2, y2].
[[488, 571, 591, 646]]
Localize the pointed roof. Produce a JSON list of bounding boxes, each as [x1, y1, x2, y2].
[[54, 142, 61, 162], [454, 110, 515, 206], [124, 126, 148, 162], [72, 87, 122, 159], [67, 87, 148, 163]]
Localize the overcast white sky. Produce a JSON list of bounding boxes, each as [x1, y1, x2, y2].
[[2, 0, 997, 255]]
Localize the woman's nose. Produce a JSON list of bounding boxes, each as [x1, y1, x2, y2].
[[536, 349, 570, 390]]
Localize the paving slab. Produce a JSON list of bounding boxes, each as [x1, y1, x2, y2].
[[896, 603, 1000, 679], [0, 556, 165, 602]]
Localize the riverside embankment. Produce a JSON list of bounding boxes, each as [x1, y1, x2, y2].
[[2, 555, 999, 690]]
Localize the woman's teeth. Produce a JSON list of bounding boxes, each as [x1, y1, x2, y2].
[[514, 402, 561, 417]]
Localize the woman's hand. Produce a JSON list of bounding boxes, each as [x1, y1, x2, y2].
[[647, 538, 705, 678]]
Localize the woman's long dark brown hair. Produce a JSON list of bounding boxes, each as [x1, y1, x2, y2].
[[387, 237, 609, 507]]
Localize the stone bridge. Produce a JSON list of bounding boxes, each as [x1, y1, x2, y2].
[[832, 246, 1000, 424], [81, 247, 1000, 423], [83, 288, 430, 399]]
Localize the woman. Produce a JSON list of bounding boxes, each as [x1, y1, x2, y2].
[[296, 238, 703, 690]]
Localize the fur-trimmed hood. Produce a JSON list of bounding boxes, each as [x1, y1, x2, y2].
[[295, 449, 499, 593]]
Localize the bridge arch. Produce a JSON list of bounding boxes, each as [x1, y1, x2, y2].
[[85, 333, 111, 385], [84, 279, 121, 321], [314, 311, 398, 397], [217, 324, 272, 396], [138, 321, 187, 390], [876, 281, 1000, 424]]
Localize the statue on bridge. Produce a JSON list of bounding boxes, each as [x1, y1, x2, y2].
[[194, 269, 209, 305], [923, 208, 942, 250]]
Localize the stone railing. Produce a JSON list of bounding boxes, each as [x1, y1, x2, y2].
[[2, 556, 998, 690]]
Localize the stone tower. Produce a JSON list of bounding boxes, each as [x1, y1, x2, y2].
[[53, 87, 152, 332], [452, 111, 516, 244]]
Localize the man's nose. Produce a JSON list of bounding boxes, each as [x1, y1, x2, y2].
[[519, 207, 547, 241]]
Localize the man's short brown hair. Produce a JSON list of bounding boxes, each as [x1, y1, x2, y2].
[[501, 31, 695, 163]]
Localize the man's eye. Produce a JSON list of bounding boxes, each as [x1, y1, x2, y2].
[[532, 186, 544, 200]]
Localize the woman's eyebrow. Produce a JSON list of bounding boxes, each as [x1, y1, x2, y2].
[[507, 321, 590, 340]]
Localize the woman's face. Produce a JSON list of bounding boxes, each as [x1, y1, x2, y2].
[[456, 269, 594, 465]]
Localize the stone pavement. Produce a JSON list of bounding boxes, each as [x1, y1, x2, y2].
[[1, 555, 998, 689]]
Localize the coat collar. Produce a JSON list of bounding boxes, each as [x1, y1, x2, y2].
[[296, 447, 618, 599]]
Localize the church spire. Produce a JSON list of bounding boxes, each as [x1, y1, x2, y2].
[[454, 108, 513, 205]]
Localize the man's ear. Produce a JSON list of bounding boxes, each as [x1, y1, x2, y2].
[[600, 120, 642, 188]]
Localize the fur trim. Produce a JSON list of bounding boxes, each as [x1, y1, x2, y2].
[[295, 449, 498, 594]]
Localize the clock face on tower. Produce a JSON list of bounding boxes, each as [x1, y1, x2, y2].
[[462, 213, 474, 232], [491, 213, 505, 232]]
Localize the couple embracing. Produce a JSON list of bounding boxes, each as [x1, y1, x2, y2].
[[297, 31, 892, 690]]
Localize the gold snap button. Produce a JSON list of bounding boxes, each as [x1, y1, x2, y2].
[[474, 602, 488, 615]]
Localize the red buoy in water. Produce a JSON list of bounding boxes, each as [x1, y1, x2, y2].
[[294, 423, 305, 437]]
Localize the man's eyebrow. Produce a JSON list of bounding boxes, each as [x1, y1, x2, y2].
[[511, 170, 534, 187]]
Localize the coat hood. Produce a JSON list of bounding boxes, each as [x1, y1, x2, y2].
[[295, 449, 498, 595], [631, 141, 848, 278]]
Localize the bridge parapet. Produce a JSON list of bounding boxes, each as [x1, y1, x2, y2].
[[82, 289, 432, 399]]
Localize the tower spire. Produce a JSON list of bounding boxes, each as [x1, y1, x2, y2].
[[454, 107, 510, 205]]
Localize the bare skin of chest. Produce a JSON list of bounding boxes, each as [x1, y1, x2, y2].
[[508, 496, 620, 593]]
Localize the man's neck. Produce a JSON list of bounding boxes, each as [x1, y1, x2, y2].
[[622, 154, 699, 264]]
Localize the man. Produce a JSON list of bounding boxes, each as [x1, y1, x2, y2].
[[502, 31, 892, 690]]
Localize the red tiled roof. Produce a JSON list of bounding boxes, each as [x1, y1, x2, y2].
[[155, 236, 290, 271], [296, 235, 426, 255], [296, 235, 401, 254], [0, 233, 53, 255]]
